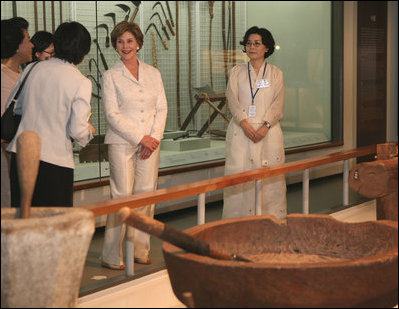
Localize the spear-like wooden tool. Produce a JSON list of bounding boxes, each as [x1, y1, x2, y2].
[[17, 131, 41, 219], [118, 207, 252, 262]]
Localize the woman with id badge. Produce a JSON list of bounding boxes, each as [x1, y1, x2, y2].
[[223, 26, 287, 220]]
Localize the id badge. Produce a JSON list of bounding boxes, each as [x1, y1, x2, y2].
[[256, 79, 270, 88], [248, 105, 256, 118]]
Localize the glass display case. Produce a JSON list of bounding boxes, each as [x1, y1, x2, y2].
[[1, 1, 341, 182]]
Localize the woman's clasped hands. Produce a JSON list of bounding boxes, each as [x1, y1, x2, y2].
[[139, 135, 160, 160], [240, 119, 268, 143]]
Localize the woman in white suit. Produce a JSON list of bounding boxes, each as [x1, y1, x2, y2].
[[101, 21, 167, 269], [6, 21, 94, 207], [223, 26, 287, 220]]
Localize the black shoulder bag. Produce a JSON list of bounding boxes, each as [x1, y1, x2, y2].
[[1, 61, 39, 143]]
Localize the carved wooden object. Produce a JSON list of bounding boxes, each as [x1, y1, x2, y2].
[[349, 142, 398, 221], [16, 131, 41, 218], [162, 215, 398, 308]]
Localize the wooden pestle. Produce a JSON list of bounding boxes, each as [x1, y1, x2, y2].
[[118, 207, 252, 262], [16, 131, 41, 219]]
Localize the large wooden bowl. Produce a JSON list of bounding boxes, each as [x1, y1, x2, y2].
[[162, 214, 398, 308]]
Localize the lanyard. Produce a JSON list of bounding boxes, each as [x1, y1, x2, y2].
[[248, 62, 267, 105]]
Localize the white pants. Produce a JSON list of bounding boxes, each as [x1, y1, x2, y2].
[[102, 144, 160, 266]]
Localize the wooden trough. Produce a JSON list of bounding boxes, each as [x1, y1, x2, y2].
[[162, 214, 398, 308]]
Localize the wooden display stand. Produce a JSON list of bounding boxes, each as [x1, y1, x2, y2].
[[180, 92, 229, 137]]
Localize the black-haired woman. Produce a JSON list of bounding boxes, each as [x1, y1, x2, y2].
[[223, 26, 287, 220], [30, 31, 54, 61], [5, 21, 95, 207], [1, 17, 33, 207]]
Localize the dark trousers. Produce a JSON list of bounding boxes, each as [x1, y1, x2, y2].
[[10, 153, 74, 207]]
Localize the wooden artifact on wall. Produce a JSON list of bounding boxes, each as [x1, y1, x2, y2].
[[187, 2, 194, 123], [104, 12, 116, 28], [145, 22, 168, 50], [116, 3, 131, 21], [129, 1, 141, 23], [165, 1, 174, 27], [221, 1, 229, 86], [150, 29, 158, 68], [153, 1, 175, 36], [208, 1, 215, 89], [95, 23, 110, 48], [151, 12, 170, 40], [34, 1, 38, 32], [175, 1, 181, 127]]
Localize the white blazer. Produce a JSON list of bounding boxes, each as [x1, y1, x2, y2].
[[102, 59, 167, 146], [6, 58, 93, 169]]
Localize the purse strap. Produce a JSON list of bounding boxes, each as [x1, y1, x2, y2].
[[11, 61, 40, 103]]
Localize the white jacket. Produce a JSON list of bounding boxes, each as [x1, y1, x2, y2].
[[102, 59, 167, 146], [6, 58, 93, 169]]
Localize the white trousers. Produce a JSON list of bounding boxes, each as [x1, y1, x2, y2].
[[102, 144, 160, 266]]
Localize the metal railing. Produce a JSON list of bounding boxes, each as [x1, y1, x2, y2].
[[80, 144, 377, 275]]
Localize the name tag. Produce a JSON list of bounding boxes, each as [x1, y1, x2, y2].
[[248, 105, 256, 118], [256, 79, 270, 88]]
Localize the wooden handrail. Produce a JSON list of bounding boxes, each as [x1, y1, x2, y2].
[[80, 145, 376, 217]]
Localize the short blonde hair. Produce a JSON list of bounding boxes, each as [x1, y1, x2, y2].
[[111, 21, 143, 50]]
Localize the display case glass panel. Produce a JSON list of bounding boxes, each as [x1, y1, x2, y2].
[[1, 1, 340, 182]]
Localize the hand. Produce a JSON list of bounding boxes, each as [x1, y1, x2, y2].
[[239, 119, 257, 141], [1, 141, 11, 172], [253, 125, 268, 143], [139, 135, 159, 152], [139, 146, 153, 160], [88, 122, 95, 135]]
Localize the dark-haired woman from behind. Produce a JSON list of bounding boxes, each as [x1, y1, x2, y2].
[[5, 21, 95, 207], [1, 17, 33, 207]]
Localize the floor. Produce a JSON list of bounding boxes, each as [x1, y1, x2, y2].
[[78, 173, 370, 297]]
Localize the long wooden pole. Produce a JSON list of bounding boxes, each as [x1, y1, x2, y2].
[[232, 1, 236, 67], [12, 1, 17, 17], [51, 1, 55, 33], [176, 1, 181, 128], [208, 1, 214, 89], [33, 1, 38, 32], [188, 2, 194, 125], [59, 1, 62, 24], [221, 1, 229, 86], [43, 1, 47, 31], [17, 131, 41, 219], [151, 29, 157, 68]]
